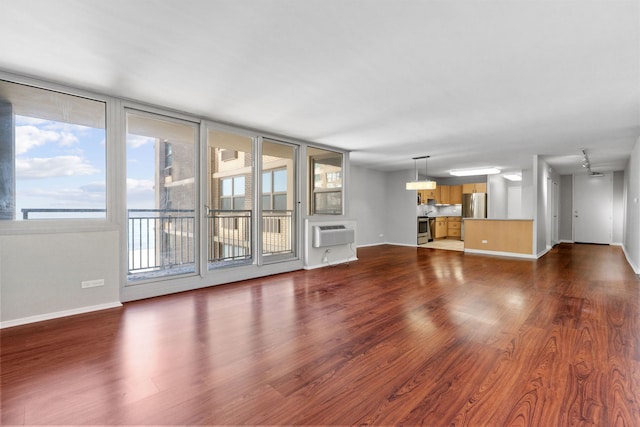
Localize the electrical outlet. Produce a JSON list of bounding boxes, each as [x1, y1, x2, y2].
[[481, 240, 488, 244], [81, 279, 104, 289]]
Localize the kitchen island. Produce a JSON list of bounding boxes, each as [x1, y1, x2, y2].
[[464, 218, 534, 258]]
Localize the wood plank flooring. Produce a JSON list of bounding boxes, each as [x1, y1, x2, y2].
[[2, 243, 639, 425]]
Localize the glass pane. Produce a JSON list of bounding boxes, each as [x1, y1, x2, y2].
[[0, 80, 106, 220], [126, 111, 197, 281], [309, 147, 343, 215], [207, 129, 253, 269], [221, 178, 232, 196], [234, 176, 245, 196], [233, 197, 245, 211], [314, 191, 342, 215], [262, 195, 271, 210], [273, 169, 287, 192], [262, 172, 271, 193], [262, 140, 295, 259], [273, 194, 287, 211]]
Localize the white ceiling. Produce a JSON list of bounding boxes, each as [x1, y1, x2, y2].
[[1, 0, 638, 176]]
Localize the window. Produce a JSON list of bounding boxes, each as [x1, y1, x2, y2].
[[262, 168, 287, 211], [0, 80, 106, 220], [220, 175, 246, 210], [309, 148, 343, 215]]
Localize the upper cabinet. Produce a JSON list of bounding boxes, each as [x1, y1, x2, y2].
[[449, 185, 463, 204], [418, 188, 436, 203], [419, 184, 465, 204], [462, 182, 487, 194], [435, 184, 462, 205]]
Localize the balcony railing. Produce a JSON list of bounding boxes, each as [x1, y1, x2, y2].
[[21, 208, 293, 276], [128, 209, 196, 273]]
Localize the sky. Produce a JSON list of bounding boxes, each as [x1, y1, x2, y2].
[[14, 115, 156, 219]]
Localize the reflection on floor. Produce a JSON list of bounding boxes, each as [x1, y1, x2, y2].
[[420, 239, 464, 252]]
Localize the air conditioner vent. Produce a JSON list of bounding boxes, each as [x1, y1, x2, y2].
[[313, 225, 355, 248]]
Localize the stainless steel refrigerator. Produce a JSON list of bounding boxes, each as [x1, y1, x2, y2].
[[461, 193, 487, 240]]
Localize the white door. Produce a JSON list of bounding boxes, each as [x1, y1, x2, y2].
[[573, 172, 613, 244]]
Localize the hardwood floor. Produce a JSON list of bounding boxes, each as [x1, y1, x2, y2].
[[2, 243, 639, 425]]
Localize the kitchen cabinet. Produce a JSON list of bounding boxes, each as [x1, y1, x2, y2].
[[447, 216, 461, 239], [450, 185, 463, 204], [419, 188, 437, 202], [462, 182, 487, 194], [438, 185, 450, 204], [434, 217, 448, 239]]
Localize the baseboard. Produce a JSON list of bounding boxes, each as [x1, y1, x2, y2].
[[537, 246, 551, 258], [621, 245, 640, 275], [356, 242, 386, 248], [464, 248, 537, 259], [304, 256, 358, 270], [0, 302, 123, 329], [559, 239, 574, 243]]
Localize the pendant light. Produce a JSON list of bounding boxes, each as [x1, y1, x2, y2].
[[405, 156, 437, 190]]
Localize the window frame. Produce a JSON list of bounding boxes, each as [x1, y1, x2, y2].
[[308, 148, 344, 216], [0, 74, 117, 235]]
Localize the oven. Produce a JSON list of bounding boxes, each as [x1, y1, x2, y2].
[[417, 217, 433, 245]]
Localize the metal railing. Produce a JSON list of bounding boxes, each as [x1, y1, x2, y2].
[[21, 207, 294, 274], [128, 209, 195, 273], [262, 210, 293, 255], [207, 209, 252, 263]]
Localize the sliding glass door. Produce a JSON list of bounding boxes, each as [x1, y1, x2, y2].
[[126, 110, 198, 281], [261, 139, 297, 262], [206, 129, 254, 269]]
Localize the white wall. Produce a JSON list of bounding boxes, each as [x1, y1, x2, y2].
[[384, 169, 418, 246], [534, 156, 562, 256], [0, 231, 121, 327], [487, 174, 507, 218], [521, 167, 534, 219], [559, 175, 573, 242], [349, 165, 388, 246], [623, 136, 640, 273], [613, 171, 625, 244]]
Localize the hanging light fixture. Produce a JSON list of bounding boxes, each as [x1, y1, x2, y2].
[[406, 156, 437, 190]]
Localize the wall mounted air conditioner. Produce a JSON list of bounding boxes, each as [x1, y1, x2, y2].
[[313, 225, 355, 248]]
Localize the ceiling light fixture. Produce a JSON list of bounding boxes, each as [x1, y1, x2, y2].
[[449, 167, 501, 177], [406, 156, 437, 190], [503, 174, 522, 182]]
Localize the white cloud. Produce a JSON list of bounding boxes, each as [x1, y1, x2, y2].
[[16, 156, 100, 179], [127, 134, 154, 149], [127, 178, 155, 193], [59, 132, 79, 146], [15, 125, 60, 155]]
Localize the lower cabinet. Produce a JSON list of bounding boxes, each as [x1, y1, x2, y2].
[[435, 218, 448, 239], [446, 216, 461, 240]]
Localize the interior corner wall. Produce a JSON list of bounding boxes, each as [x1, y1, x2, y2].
[[535, 157, 545, 255], [0, 230, 121, 326], [559, 175, 573, 241], [384, 169, 418, 246], [613, 171, 625, 244], [349, 165, 388, 246], [623, 136, 640, 273]]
